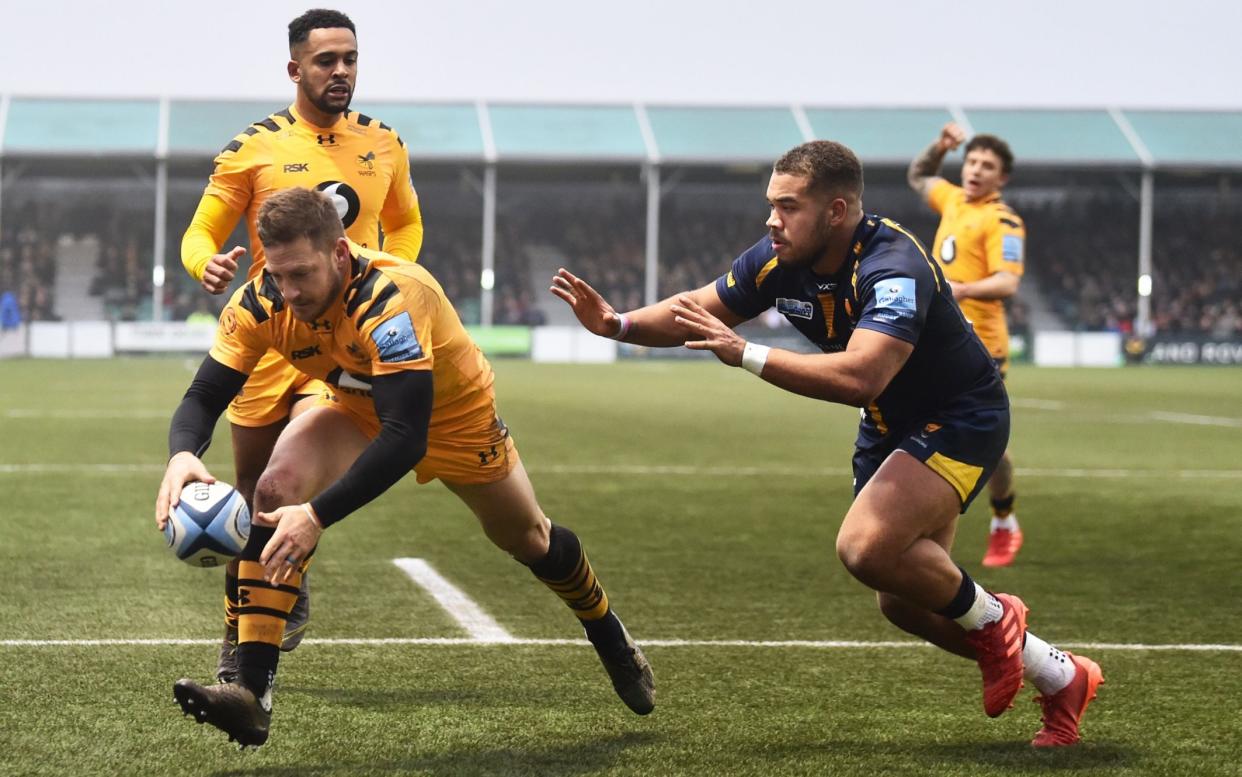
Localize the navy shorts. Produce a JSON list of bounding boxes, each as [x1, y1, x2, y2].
[[852, 404, 1010, 513]]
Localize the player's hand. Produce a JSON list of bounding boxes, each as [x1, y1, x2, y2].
[[948, 280, 968, 299], [549, 268, 626, 338], [255, 505, 323, 584], [201, 247, 245, 294], [670, 295, 746, 367], [155, 452, 215, 531], [937, 122, 967, 154]]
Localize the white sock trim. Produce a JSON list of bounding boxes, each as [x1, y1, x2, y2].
[[953, 583, 1003, 631], [1022, 632, 1076, 695]]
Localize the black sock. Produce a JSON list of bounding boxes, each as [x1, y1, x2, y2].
[[990, 493, 1016, 517], [527, 523, 622, 647], [935, 566, 977, 620], [237, 642, 279, 699]]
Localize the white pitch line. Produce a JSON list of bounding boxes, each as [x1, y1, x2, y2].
[[391, 558, 516, 643], [2, 462, 1241, 480], [2, 637, 1240, 652], [1149, 411, 1242, 429], [1010, 398, 1066, 410], [4, 409, 169, 419]]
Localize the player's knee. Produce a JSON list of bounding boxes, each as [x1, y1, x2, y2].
[[491, 515, 549, 564], [251, 466, 304, 514], [835, 530, 889, 587]]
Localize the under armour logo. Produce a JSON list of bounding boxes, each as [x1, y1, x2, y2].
[[309, 319, 331, 331], [317, 134, 336, 145]]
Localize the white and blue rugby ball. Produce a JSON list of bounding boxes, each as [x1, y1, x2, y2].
[[164, 481, 250, 568]]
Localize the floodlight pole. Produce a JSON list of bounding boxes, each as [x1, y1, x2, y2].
[[152, 96, 170, 322], [481, 163, 496, 327], [644, 163, 660, 306], [1137, 171, 1153, 336]]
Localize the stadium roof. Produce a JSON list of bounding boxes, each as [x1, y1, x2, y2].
[[1, 96, 1238, 169]]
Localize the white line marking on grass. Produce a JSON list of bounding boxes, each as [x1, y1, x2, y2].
[[3, 409, 169, 419], [3, 462, 1242, 480], [1011, 399, 1066, 410], [2, 637, 1240, 652], [392, 558, 516, 643], [1149, 411, 1242, 429]]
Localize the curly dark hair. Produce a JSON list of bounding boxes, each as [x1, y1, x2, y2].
[[288, 9, 356, 52], [965, 134, 1014, 175], [773, 141, 864, 198]]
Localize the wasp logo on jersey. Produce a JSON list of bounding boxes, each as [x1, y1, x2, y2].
[[357, 151, 375, 170], [316, 181, 361, 228], [875, 278, 917, 315], [776, 298, 814, 320], [372, 312, 423, 363]]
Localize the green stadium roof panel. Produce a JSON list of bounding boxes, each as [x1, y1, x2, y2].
[[352, 103, 484, 159], [3, 98, 160, 154], [488, 104, 646, 160], [168, 100, 287, 155], [804, 108, 955, 163], [961, 109, 1138, 164], [646, 106, 804, 163], [1123, 110, 1242, 167]]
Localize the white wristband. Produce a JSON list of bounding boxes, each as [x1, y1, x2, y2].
[[741, 342, 770, 376], [612, 313, 632, 341]]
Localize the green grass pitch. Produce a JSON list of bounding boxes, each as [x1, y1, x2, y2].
[[1, 358, 1239, 776]]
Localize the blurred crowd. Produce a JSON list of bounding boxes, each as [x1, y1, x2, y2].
[[2, 173, 1237, 340], [0, 227, 58, 324]]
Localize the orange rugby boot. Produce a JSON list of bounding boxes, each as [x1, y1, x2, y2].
[[1031, 653, 1104, 747], [982, 527, 1024, 567], [964, 592, 1028, 717]]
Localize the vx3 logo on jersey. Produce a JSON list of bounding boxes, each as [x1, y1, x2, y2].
[[816, 283, 837, 292]]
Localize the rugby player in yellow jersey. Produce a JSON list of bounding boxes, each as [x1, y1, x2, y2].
[[908, 123, 1027, 567], [155, 188, 654, 747], [179, 9, 424, 678]]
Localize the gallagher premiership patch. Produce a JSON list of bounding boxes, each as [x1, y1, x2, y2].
[[1002, 235, 1024, 262], [371, 312, 423, 362], [874, 277, 917, 315]]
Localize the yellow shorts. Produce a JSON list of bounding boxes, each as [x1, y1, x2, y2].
[[227, 349, 326, 427], [315, 389, 520, 487]]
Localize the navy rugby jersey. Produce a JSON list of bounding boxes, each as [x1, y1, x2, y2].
[[715, 215, 1007, 450]]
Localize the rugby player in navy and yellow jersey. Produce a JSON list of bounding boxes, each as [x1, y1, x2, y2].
[[156, 188, 653, 747], [552, 141, 1101, 748], [909, 123, 1027, 567], [178, 9, 425, 680]]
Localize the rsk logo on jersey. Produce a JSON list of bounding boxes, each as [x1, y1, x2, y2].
[[283, 163, 310, 173]]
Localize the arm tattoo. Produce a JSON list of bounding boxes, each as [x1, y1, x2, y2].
[[907, 142, 947, 194]]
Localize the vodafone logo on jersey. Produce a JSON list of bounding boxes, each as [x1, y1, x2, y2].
[[316, 181, 361, 228]]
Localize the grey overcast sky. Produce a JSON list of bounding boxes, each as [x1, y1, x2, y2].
[[4, 0, 1240, 108]]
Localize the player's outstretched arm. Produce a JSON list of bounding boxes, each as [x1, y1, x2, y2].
[[181, 194, 247, 294], [674, 295, 911, 407], [551, 268, 745, 347], [908, 122, 967, 200]]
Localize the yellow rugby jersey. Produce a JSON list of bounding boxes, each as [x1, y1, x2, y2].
[[205, 104, 419, 281], [210, 242, 495, 433], [927, 179, 1026, 358]]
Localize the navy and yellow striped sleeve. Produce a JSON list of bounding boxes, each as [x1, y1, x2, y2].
[[715, 236, 779, 319]]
